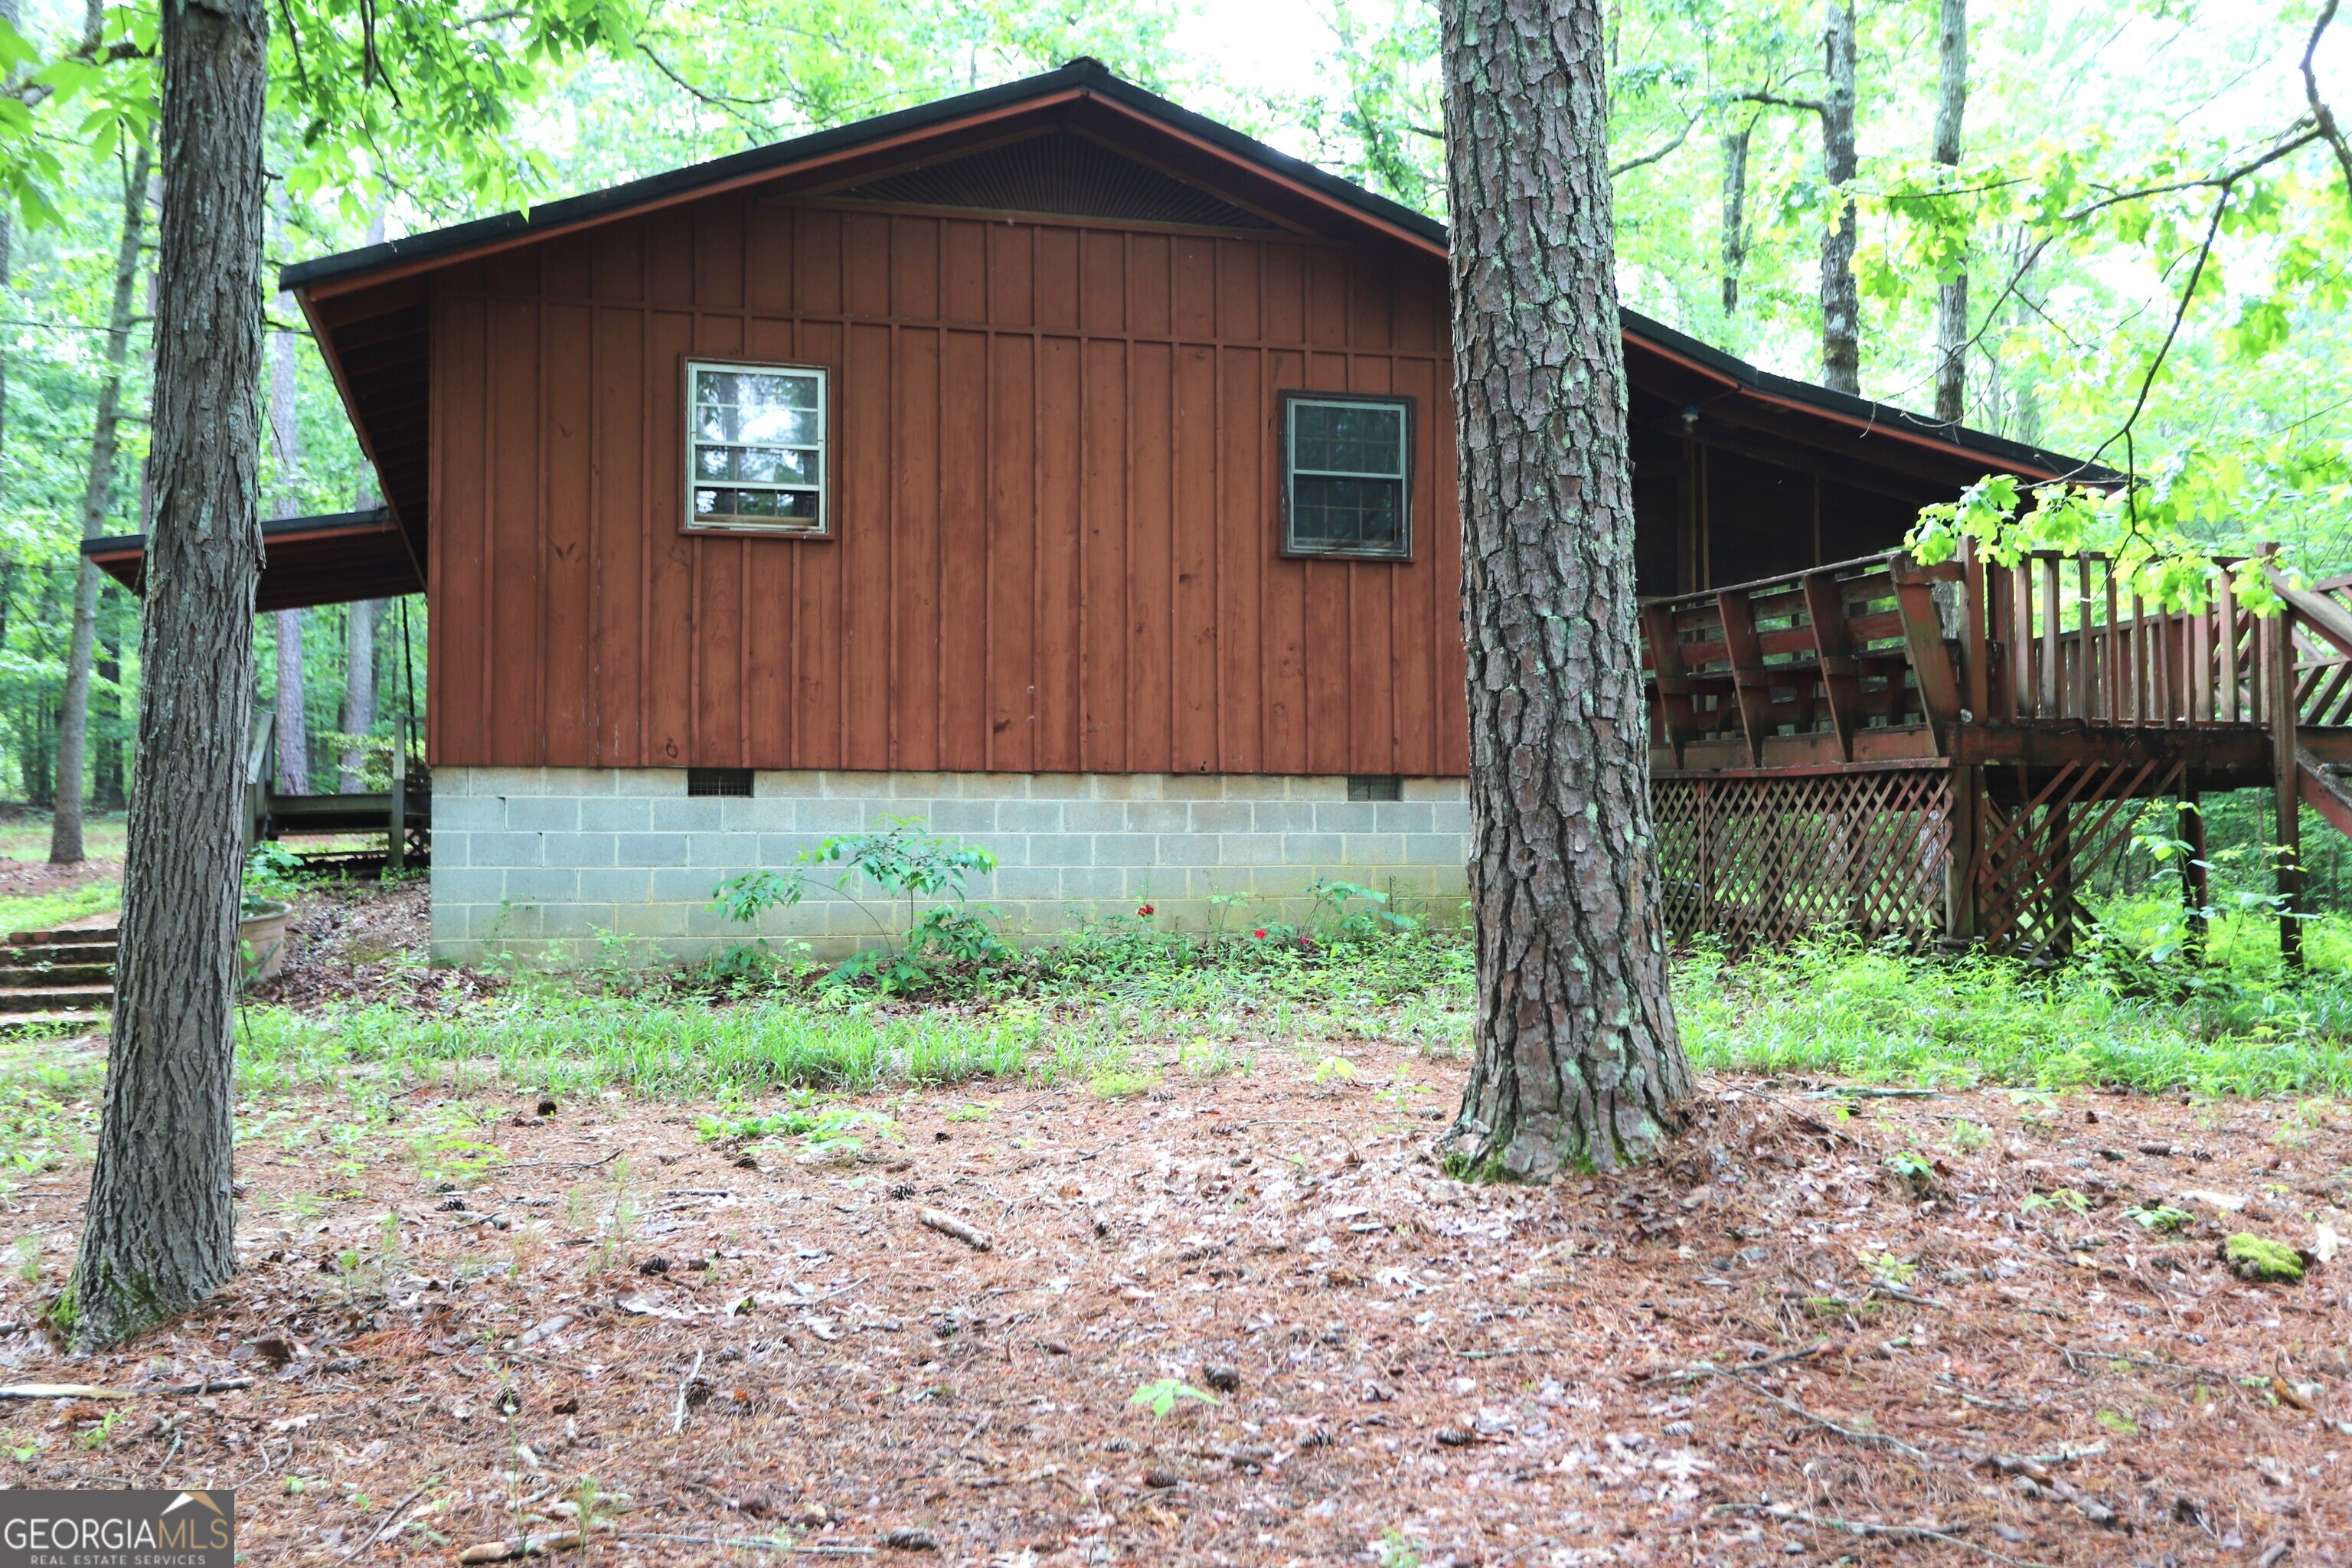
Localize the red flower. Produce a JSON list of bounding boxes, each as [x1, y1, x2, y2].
[[1138, 903, 1155, 917], [1253, 929, 1268, 939]]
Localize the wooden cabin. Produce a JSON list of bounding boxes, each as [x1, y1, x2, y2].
[[93, 60, 2223, 961]]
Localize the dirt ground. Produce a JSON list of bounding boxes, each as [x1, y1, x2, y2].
[[2, 1043, 2347, 1568], [252, 877, 501, 1011]]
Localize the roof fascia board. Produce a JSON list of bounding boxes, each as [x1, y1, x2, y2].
[[291, 88, 1090, 301]]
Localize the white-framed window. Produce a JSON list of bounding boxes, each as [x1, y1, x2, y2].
[[685, 360, 829, 536], [1281, 392, 1413, 559]]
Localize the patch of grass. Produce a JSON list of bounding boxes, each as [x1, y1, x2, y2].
[[0, 880, 120, 937], [1674, 928, 2352, 1096], [235, 993, 1045, 1099]]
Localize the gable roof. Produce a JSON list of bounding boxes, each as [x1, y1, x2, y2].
[[283, 58, 2114, 597]]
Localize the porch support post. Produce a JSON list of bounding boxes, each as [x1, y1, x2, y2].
[[1944, 763, 1979, 947]]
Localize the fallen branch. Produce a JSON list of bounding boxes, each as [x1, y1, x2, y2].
[[2033, 1331, 2240, 1385], [1639, 1339, 1831, 1386], [671, 1348, 706, 1436], [0, 1377, 253, 1401], [621, 1536, 874, 1556], [1868, 1282, 1951, 1311], [918, 1208, 992, 1252], [456, 1532, 584, 1563], [333, 1484, 429, 1566], [1707, 1504, 2054, 1568], [1683, 1364, 1933, 1464]]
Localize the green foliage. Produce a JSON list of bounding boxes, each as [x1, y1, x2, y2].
[[1128, 1377, 1220, 1417], [694, 1098, 896, 1157], [2223, 1231, 2304, 1282], [2020, 1187, 2091, 1217], [2124, 1201, 2194, 1233], [709, 818, 1004, 996]]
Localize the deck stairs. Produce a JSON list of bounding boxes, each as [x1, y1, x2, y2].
[[0, 924, 116, 1032]]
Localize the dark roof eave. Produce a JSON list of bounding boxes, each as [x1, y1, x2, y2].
[[81, 507, 402, 559], [279, 60, 1447, 296], [1620, 306, 2122, 487]]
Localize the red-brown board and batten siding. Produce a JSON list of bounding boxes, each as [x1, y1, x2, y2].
[[427, 200, 1466, 780]]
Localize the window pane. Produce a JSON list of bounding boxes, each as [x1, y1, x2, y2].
[[691, 364, 826, 531], [1293, 401, 1403, 476], [1292, 475, 1402, 550]]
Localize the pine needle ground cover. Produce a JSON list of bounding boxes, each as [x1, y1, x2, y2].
[[0, 885, 2345, 1564]]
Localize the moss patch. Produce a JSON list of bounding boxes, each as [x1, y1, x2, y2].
[[2222, 1232, 2305, 1282]]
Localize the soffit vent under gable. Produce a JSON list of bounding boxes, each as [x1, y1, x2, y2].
[[827, 129, 1283, 232]]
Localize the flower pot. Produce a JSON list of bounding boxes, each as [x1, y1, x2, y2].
[[239, 900, 293, 983]]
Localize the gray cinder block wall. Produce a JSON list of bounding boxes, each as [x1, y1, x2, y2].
[[428, 768, 1472, 964]]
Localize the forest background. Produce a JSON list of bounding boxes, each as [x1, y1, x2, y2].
[[1, 0, 2347, 894]]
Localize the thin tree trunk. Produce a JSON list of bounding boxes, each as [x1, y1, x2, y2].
[[1931, 0, 1968, 423], [1818, 0, 1861, 394], [53, 136, 153, 866], [1719, 120, 1753, 315], [64, 0, 269, 1351], [268, 302, 307, 793], [339, 596, 377, 791], [1441, 0, 1691, 1178], [95, 598, 123, 810], [0, 0, 17, 480]]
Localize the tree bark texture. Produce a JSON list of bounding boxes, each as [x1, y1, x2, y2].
[[1931, 0, 1968, 423], [53, 136, 153, 867], [1440, 0, 1691, 1178], [339, 597, 377, 792], [64, 0, 269, 1350], [1719, 121, 1752, 315], [1818, 1, 1861, 395]]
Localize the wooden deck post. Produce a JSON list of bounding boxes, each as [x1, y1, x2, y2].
[[2266, 549, 2304, 967]]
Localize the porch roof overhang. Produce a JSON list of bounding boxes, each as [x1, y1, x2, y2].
[[84, 508, 423, 612]]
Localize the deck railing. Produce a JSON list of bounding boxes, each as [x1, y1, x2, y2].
[[1640, 541, 2352, 959], [1639, 541, 2328, 767]]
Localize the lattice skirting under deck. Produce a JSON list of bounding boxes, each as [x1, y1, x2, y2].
[[1653, 761, 2187, 956], [1653, 769, 1954, 951]]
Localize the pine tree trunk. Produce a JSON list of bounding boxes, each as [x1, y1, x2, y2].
[[53, 136, 152, 866], [1818, 1, 1861, 395], [1719, 122, 1752, 315], [1441, 0, 1691, 1178], [63, 0, 268, 1351], [268, 311, 307, 793], [1931, 0, 1968, 423], [339, 598, 377, 791]]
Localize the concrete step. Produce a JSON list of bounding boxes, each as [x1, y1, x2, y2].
[[0, 984, 114, 1014], [8, 925, 119, 946], [0, 944, 116, 966], [0, 963, 113, 987], [0, 1010, 106, 1035]]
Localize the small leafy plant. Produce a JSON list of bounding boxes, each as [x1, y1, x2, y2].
[[1129, 1377, 1220, 1417], [710, 819, 1004, 995], [2021, 1187, 2090, 1217], [2124, 1200, 2194, 1233]]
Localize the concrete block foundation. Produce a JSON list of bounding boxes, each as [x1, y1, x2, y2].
[[430, 768, 1471, 964]]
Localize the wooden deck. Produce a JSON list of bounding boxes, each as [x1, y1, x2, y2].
[[1641, 542, 2352, 959]]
